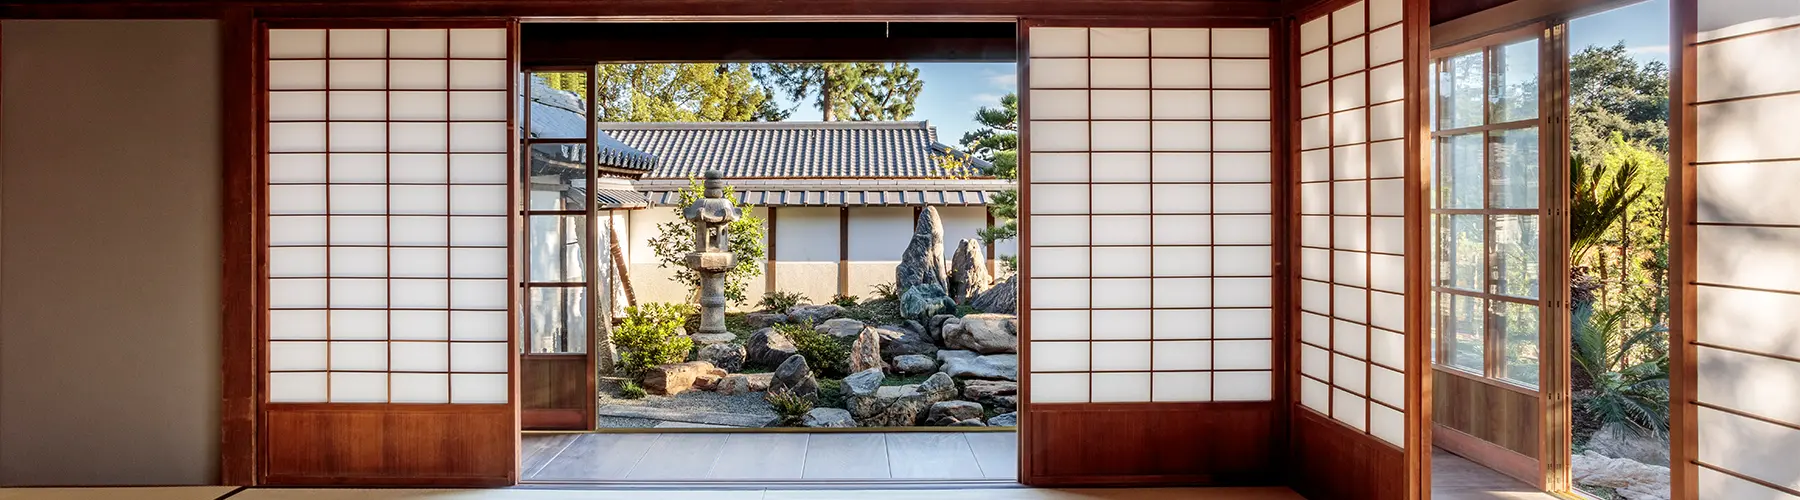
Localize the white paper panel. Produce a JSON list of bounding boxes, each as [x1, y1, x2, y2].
[[1091, 184, 1150, 214], [1092, 341, 1152, 371], [1153, 372, 1212, 402], [1335, 320, 1370, 361], [450, 373, 508, 403], [1032, 342, 1090, 372], [1332, 145, 1368, 181], [1212, 59, 1271, 89], [269, 372, 328, 403], [1031, 89, 1089, 120], [390, 185, 447, 215], [1030, 184, 1089, 214], [1151, 184, 1210, 213], [270, 60, 327, 90], [1215, 153, 1270, 182], [1215, 278, 1272, 308], [1334, 250, 1368, 287], [1150, 90, 1209, 120], [1091, 28, 1150, 57], [1303, 312, 1331, 346], [330, 278, 388, 308], [1333, 73, 1368, 111], [331, 216, 387, 246], [1150, 28, 1210, 57], [1151, 59, 1209, 89], [390, 29, 448, 58], [1333, 2, 1368, 41], [1333, 37, 1367, 77], [386, 154, 445, 184], [1301, 116, 1330, 150], [450, 279, 508, 309], [270, 91, 327, 121], [1302, 377, 1330, 412], [1214, 371, 1271, 401], [390, 248, 448, 278], [390, 373, 450, 403], [1371, 365, 1405, 407], [1214, 215, 1270, 245], [1370, 64, 1404, 104], [270, 341, 328, 371], [1031, 153, 1089, 183], [450, 185, 508, 215], [387, 216, 445, 246], [451, 342, 509, 373], [1030, 121, 1089, 151], [450, 122, 508, 153], [1090, 372, 1152, 402], [1094, 121, 1153, 151], [1301, 51, 1329, 86], [269, 29, 326, 59], [1302, 280, 1331, 314], [1370, 26, 1405, 66], [1334, 355, 1368, 394], [330, 341, 388, 371], [1301, 83, 1330, 118], [270, 279, 328, 309], [1031, 247, 1089, 277], [329, 29, 386, 58], [1031, 279, 1090, 309], [1153, 246, 1211, 277], [1371, 291, 1406, 332], [1151, 278, 1209, 308], [1154, 309, 1211, 339], [1030, 28, 1088, 57], [271, 310, 329, 340], [1302, 345, 1330, 378], [1030, 216, 1090, 246], [390, 279, 449, 309], [1214, 122, 1271, 152], [1370, 404, 1404, 446], [1092, 153, 1151, 182], [1332, 389, 1368, 430], [270, 122, 328, 153], [1302, 248, 1331, 281], [391, 310, 451, 340], [1369, 253, 1405, 292], [329, 309, 387, 341], [1215, 247, 1271, 277], [1333, 108, 1369, 145], [327, 153, 384, 183], [449, 29, 507, 58], [1336, 286, 1369, 323], [1093, 278, 1153, 309], [1370, 323, 1406, 367], [1370, 140, 1404, 178], [1150, 214, 1207, 245], [1093, 310, 1151, 340], [269, 247, 328, 278], [1090, 247, 1151, 277], [1214, 340, 1270, 370], [389, 60, 449, 90], [1031, 373, 1090, 403], [383, 91, 446, 121], [270, 154, 327, 184], [1301, 19, 1330, 53], [1030, 58, 1088, 89], [1090, 59, 1151, 88], [1334, 180, 1368, 215], [1302, 215, 1330, 247], [1370, 102, 1405, 141], [1370, 216, 1405, 254], [450, 311, 510, 341], [328, 60, 387, 90], [449, 60, 508, 90], [1150, 121, 1210, 151], [1032, 310, 1090, 340], [1211, 29, 1270, 58]]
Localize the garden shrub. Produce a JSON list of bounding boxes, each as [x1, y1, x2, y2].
[[646, 178, 767, 305], [765, 388, 814, 426], [778, 320, 850, 377], [758, 290, 809, 313], [870, 282, 900, 302], [830, 294, 860, 308], [618, 381, 647, 400], [614, 302, 697, 376], [816, 378, 846, 409], [1572, 304, 1671, 436]]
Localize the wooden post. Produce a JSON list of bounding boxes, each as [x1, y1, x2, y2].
[[839, 206, 851, 298], [766, 206, 778, 296], [985, 209, 997, 276]]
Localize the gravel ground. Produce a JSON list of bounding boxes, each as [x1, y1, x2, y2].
[[597, 416, 660, 428], [597, 384, 777, 428]]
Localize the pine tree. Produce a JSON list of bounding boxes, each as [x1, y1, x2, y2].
[[959, 93, 1019, 271], [543, 64, 786, 122], [758, 63, 924, 121]]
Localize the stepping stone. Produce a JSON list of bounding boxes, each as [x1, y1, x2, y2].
[[597, 404, 779, 428]]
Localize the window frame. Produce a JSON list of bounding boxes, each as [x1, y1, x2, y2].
[[1428, 25, 1551, 392]]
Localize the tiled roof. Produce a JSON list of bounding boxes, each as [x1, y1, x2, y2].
[[527, 76, 659, 172], [599, 121, 992, 179], [633, 178, 1010, 207]]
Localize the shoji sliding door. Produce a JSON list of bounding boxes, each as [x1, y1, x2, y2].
[[261, 23, 519, 485], [1677, 1, 1800, 498], [1019, 23, 1280, 485], [1288, 0, 1429, 498]]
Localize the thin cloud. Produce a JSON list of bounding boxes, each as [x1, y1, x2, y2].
[[1627, 44, 1670, 55], [985, 72, 1018, 89], [970, 93, 1004, 104]]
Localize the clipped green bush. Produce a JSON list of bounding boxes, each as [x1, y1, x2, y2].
[[614, 302, 696, 376], [830, 294, 861, 308], [778, 320, 850, 377], [758, 290, 810, 313]]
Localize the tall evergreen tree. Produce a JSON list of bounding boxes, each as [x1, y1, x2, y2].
[[1570, 42, 1670, 156], [958, 92, 1019, 270], [758, 63, 925, 121], [542, 64, 786, 122]]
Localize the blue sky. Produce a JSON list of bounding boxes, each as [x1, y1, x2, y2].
[[1570, 0, 1670, 65], [769, 62, 1017, 146]]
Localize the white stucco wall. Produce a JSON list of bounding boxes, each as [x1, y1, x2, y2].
[[625, 206, 768, 308], [771, 207, 840, 301]]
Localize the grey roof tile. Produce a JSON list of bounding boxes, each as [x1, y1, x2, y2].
[[598, 121, 992, 179]]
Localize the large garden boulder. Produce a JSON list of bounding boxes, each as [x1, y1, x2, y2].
[[937, 350, 1018, 381], [744, 312, 788, 328], [641, 361, 726, 395], [849, 326, 888, 374], [847, 372, 957, 427], [896, 207, 948, 293], [962, 380, 1018, 411], [1572, 451, 1670, 500], [698, 343, 746, 372], [927, 314, 957, 342], [746, 327, 797, 368], [876, 326, 939, 360], [892, 354, 937, 375], [900, 283, 957, 322], [947, 239, 992, 304], [816, 318, 866, 339], [942, 314, 1018, 354], [969, 274, 1017, 314], [927, 400, 985, 426], [769, 354, 819, 399], [1586, 422, 1671, 466], [718, 372, 775, 395], [802, 408, 858, 428], [786, 304, 846, 324]]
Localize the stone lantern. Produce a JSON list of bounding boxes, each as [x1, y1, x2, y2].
[[682, 170, 742, 345]]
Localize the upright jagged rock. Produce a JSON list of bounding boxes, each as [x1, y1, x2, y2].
[[947, 239, 992, 304], [969, 274, 1017, 314], [896, 207, 948, 293]]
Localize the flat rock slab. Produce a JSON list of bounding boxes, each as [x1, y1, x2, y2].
[[597, 404, 778, 428]]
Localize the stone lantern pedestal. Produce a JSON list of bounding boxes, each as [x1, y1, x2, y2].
[[682, 170, 743, 345]]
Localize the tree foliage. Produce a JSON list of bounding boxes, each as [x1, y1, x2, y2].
[[1570, 43, 1670, 157], [758, 63, 925, 121], [614, 303, 697, 376], [544, 64, 788, 122], [646, 178, 768, 305], [956, 92, 1019, 271]]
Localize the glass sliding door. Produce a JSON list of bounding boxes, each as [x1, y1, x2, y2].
[[519, 68, 599, 430]]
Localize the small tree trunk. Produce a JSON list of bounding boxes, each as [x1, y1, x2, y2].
[[821, 66, 836, 121]]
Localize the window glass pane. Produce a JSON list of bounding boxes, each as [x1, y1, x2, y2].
[[1489, 39, 1539, 123], [528, 215, 586, 283], [527, 287, 587, 354], [1438, 51, 1484, 130], [1438, 134, 1484, 209], [1498, 301, 1539, 387], [1489, 128, 1539, 209], [528, 72, 588, 140], [528, 144, 587, 211], [1439, 214, 1485, 291], [1492, 215, 1539, 299], [1445, 294, 1485, 373]]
